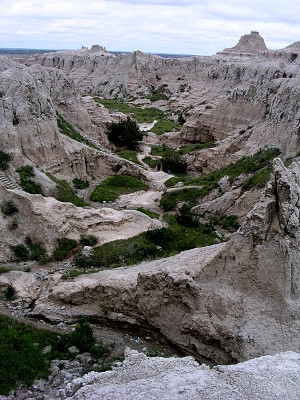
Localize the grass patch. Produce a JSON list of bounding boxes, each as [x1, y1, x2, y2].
[[61, 268, 87, 280], [95, 98, 182, 135], [94, 98, 165, 123], [137, 207, 160, 219], [118, 150, 143, 166], [164, 177, 185, 188], [57, 114, 100, 151], [150, 119, 182, 135], [143, 156, 158, 169], [90, 175, 148, 203], [46, 173, 86, 207], [0, 267, 9, 274], [0, 315, 56, 395], [177, 141, 216, 155]]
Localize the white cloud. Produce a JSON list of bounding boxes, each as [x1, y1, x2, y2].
[[0, 0, 299, 54]]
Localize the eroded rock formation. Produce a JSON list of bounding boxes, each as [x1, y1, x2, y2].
[[7, 159, 296, 365]]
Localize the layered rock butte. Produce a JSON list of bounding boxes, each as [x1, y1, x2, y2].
[[1, 31, 300, 397]]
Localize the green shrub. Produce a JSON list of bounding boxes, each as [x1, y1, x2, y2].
[[73, 178, 89, 190], [0, 267, 9, 274], [118, 150, 142, 165], [74, 252, 89, 268], [11, 244, 29, 260], [25, 237, 48, 263], [1, 200, 19, 216], [4, 285, 15, 301], [0, 150, 11, 170], [68, 318, 96, 353], [175, 204, 199, 227], [17, 165, 34, 178], [142, 156, 158, 169], [17, 165, 43, 195], [80, 234, 98, 246], [90, 175, 148, 203], [107, 116, 143, 150], [52, 238, 78, 260], [8, 218, 18, 231]]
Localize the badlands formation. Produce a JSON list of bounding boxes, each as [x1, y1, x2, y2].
[[1, 31, 300, 397]]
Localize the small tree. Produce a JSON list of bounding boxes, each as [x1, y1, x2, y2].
[[107, 116, 143, 150], [161, 149, 187, 174], [69, 318, 96, 352]]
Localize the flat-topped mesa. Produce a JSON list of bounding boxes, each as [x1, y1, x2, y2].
[[220, 31, 268, 55]]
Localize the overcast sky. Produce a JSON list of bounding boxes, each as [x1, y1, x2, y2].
[[1, 0, 300, 55]]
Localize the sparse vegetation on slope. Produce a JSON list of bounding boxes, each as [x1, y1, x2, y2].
[[17, 165, 43, 195], [46, 173, 86, 207], [75, 214, 218, 269], [161, 148, 280, 210], [90, 175, 148, 203], [0, 315, 112, 396], [56, 113, 100, 150]]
